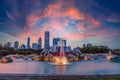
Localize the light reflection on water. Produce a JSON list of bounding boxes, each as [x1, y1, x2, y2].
[[56, 65, 66, 74], [0, 60, 120, 75]]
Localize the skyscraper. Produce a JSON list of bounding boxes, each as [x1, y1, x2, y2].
[[32, 43, 38, 50], [0, 44, 2, 47], [53, 38, 60, 46], [38, 37, 42, 49], [14, 41, 19, 50], [21, 44, 26, 49], [83, 44, 86, 48], [27, 37, 31, 49], [62, 40, 66, 46], [4, 42, 11, 48], [87, 43, 92, 47], [44, 31, 50, 50]]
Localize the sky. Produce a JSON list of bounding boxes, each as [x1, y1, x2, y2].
[[0, 0, 120, 49]]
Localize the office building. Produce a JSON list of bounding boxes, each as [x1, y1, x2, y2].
[[38, 37, 42, 49], [83, 44, 86, 48], [62, 40, 66, 46], [14, 41, 19, 50], [0, 44, 2, 47], [32, 43, 38, 50], [65, 46, 71, 52], [87, 43, 92, 47], [4, 42, 11, 48], [53, 38, 60, 46], [27, 37, 31, 49], [44, 31, 50, 50], [21, 44, 26, 49]]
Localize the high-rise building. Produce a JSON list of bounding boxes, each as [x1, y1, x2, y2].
[[0, 43, 2, 47], [87, 43, 92, 47], [38, 37, 42, 49], [21, 44, 26, 49], [44, 31, 50, 50], [4, 42, 11, 48], [62, 40, 66, 46], [27, 37, 31, 49], [83, 44, 86, 48], [53, 38, 60, 46], [65, 46, 71, 52], [14, 41, 19, 50], [53, 38, 66, 47], [32, 43, 38, 50]]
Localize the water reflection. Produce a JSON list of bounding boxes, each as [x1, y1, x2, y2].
[[56, 65, 66, 74], [0, 60, 120, 75]]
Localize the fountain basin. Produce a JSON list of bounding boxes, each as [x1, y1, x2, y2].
[[53, 57, 69, 65], [110, 56, 120, 62]]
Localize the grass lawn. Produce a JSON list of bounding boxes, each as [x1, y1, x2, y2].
[[65, 78, 120, 80]]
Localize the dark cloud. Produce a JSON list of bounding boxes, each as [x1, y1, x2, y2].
[[0, 0, 120, 48]]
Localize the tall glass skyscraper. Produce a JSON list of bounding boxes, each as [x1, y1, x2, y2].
[[53, 38, 66, 47], [5, 42, 11, 48], [62, 40, 66, 46], [14, 41, 19, 50], [32, 43, 38, 50], [38, 37, 42, 49], [53, 38, 60, 46], [44, 31, 50, 50], [27, 37, 31, 49]]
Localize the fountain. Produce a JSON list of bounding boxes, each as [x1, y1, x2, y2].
[[0, 54, 32, 63], [53, 40, 69, 65], [106, 50, 115, 60]]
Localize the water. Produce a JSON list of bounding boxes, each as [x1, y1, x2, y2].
[[0, 60, 120, 75], [53, 39, 69, 65]]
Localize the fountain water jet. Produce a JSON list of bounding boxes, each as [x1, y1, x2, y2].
[[53, 40, 69, 65], [106, 50, 115, 60]]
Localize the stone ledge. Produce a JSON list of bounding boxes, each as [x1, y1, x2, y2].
[[0, 74, 120, 80]]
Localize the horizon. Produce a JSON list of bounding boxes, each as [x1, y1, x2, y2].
[[0, 0, 120, 49], [0, 31, 114, 50]]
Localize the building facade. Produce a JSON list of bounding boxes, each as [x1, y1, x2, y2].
[[44, 31, 50, 50], [27, 37, 31, 49], [4, 42, 11, 48], [62, 40, 66, 46], [32, 43, 38, 50], [0, 44, 2, 47], [38, 37, 42, 49], [53, 38, 60, 46], [21, 44, 26, 49], [14, 41, 19, 50], [87, 43, 92, 47]]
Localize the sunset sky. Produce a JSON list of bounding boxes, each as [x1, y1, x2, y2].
[[0, 0, 120, 49]]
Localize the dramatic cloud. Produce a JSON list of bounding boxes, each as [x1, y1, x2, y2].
[[19, 0, 103, 41], [0, 0, 120, 48]]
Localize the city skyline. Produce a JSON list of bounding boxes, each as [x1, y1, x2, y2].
[[0, 31, 109, 50], [0, 31, 68, 49], [0, 0, 120, 49]]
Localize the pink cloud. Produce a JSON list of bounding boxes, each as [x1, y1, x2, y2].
[[63, 7, 84, 20], [77, 23, 86, 31], [84, 15, 101, 26], [18, 0, 103, 43], [89, 18, 101, 26]]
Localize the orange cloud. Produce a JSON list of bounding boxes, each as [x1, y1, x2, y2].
[[77, 23, 86, 31], [63, 7, 84, 20], [18, 0, 103, 44], [85, 16, 101, 26]]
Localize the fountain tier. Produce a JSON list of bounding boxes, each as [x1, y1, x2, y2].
[[53, 39, 69, 65]]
